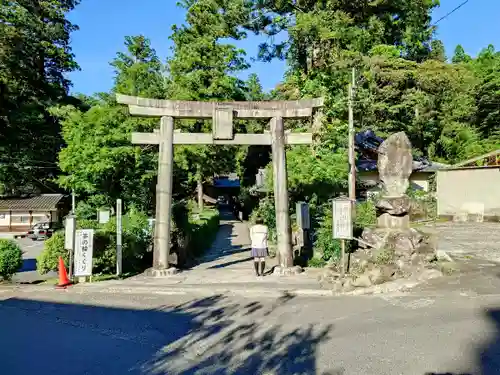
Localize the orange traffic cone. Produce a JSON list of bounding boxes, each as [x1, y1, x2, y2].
[[56, 256, 72, 288]]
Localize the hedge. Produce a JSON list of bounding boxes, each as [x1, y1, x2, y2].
[[0, 239, 23, 281], [37, 209, 152, 276], [187, 209, 220, 257], [37, 205, 220, 275]]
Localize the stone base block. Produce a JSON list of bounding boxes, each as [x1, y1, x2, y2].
[[376, 195, 411, 215], [273, 266, 303, 276], [377, 213, 410, 229], [144, 267, 180, 277], [361, 227, 426, 255]]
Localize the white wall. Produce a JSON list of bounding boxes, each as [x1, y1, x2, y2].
[[10, 212, 31, 226], [437, 167, 500, 217], [0, 211, 54, 228], [0, 212, 9, 227]]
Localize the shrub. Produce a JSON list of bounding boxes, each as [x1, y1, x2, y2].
[[92, 208, 151, 274], [37, 209, 152, 276], [313, 204, 345, 262], [187, 209, 220, 257], [407, 189, 437, 221], [238, 186, 259, 218], [355, 200, 377, 229], [312, 198, 377, 264], [75, 201, 97, 220], [249, 196, 277, 244], [0, 239, 23, 280], [165, 202, 220, 266], [37, 231, 67, 275], [308, 257, 327, 268]]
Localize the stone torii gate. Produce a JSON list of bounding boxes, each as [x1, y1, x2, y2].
[[116, 94, 323, 275]]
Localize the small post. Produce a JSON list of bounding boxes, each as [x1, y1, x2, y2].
[[71, 191, 76, 213], [340, 240, 346, 278], [197, 173, 204, 212], [116, 199, 122, 276], [64, 214, 76, 280]]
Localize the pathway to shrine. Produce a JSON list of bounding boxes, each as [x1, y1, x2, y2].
[[75, 210, 325, 296], [190, 210, 278, 276]]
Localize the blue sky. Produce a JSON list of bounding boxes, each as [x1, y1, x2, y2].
[[68, 0, 499, 96]]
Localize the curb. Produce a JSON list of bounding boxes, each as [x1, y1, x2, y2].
[[72, 285, 337, 298], [0, 280, 427, 298]]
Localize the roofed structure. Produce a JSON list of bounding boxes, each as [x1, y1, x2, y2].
[[355, 129, 448, 173], [0, 194, 64, 211], [452, 149, 500, 169]]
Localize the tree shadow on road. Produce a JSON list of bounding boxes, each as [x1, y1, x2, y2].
[[424, 307, 500, 375], [19, 258, 37, 272], [144, 295, 335, 375], [476, 308, 500, 375], [0, 293, 336, 375]]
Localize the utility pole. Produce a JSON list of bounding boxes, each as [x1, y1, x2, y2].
[[348, 68, 356, 205]]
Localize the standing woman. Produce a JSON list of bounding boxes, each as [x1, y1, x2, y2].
[[249, 217, 268, 276]]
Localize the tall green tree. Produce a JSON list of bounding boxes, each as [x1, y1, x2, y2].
[[55, 36, 170, 214], [0, 0, 80, 195], [167, 0, 251, 196], [471, 45, 500, 140], [111, 35, 165, 99], [246, 0, 440, 69], [451, 45, 472, 64]]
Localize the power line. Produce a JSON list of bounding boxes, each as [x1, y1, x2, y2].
[[0, 155, 58, 166], [0, 163, 58, 169], [433, 0, 470, 25]]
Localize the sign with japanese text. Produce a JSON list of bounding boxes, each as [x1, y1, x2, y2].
[[74, 229, 94, 277], [332, 197, 353, 240], [98, 210, 110, 224]]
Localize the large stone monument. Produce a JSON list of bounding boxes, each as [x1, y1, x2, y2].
[[320, 132, 442, 292], [360, 132, 436, 270]]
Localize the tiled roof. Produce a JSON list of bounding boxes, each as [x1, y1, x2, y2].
[[0, 194, 64, 211], [356, 159, 448, 173]]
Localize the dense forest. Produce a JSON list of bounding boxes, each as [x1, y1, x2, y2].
[[1, 0, 499, 261]]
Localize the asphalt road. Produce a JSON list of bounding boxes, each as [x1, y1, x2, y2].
[[10, 237, 56, 283], [0, 288, 499, 375]]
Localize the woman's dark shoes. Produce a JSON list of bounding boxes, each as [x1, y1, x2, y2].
[[254, 261, 260, 276]]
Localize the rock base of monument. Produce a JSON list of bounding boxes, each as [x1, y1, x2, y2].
[[319, 267, 443, 294], [321, 192, 440, 293], [360, 191, 437, 268], [144, 267, 180, 277], [361, 227, 435, 260], [273, 265, 303, 276]]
